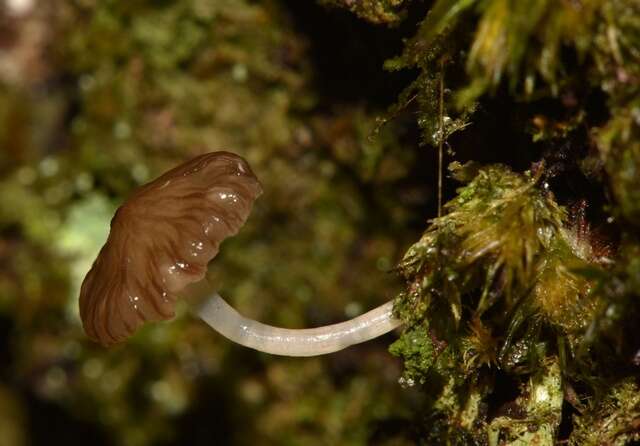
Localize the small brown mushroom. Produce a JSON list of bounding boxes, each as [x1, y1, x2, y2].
[[79, 151, 262, 346], [79, 151, 400, 355]]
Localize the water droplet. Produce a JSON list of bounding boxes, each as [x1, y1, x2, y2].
[[398, 376, 415, 388]]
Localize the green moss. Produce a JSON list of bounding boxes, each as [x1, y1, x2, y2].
[[389, 326, 436, 386], [318, 0, 408, 24], [391, 163, 609, 442], [592, 1, 640, 227], [571, 379, 640, 445], [581, 236, 640, 367], [597, 109, 640, 227], [382, 0, 607, 112], [487, 359, 563, 445], [395, 163, 569, 322], [2, 0, 640, 444]]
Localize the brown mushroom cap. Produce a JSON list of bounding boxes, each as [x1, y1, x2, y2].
[[79, 151, 262, 346]]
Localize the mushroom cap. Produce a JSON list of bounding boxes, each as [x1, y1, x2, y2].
[[79, 151, 262, 346]]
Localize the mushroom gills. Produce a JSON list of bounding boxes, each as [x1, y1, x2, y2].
[[192, 294, 401, 356]]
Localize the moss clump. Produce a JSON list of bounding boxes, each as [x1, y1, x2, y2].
[[376, 0, 640, 441], [487, 359, 563, 446], [391, 163, 614, 443], [591, 0, 640, 228], [318, 0, 408, 25], [597, 109, 640, 227], [388, 326, 437, 386], [570, 378, 640, 446]]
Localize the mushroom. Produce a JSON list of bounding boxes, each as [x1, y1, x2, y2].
[[79, 151, 400, 356]]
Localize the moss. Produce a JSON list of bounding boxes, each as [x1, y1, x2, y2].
[[597, 109, 640, 227], [581, 236, 640, 368], [383, 0, 607, 111], [389, 326, 436, 386], [591, 1, 640, 228], [461, 0, 599, 102], [571, 379, 640, 445], [317, 0, 408, 25], [394, 163, 569, 324], [370, 1, 640, 438], [388, 159, 636, 442], [391, 163, 609, 442], [487, 359, 563, 446], [1, 0, 640, 444]]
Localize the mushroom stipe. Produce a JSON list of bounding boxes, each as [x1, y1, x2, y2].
[[79, 151, 400, 355]]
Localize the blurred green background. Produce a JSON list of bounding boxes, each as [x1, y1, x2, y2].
[[0, 1, 434, 444]]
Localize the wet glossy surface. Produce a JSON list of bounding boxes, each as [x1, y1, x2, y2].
[[79, 152, 262, 346], [195, 293, 401, 356]]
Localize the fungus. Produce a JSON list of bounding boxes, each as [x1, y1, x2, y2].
[[79, 151, 400, 356]]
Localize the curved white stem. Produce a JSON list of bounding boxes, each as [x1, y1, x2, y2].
[[191, 293, 401, 356]]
